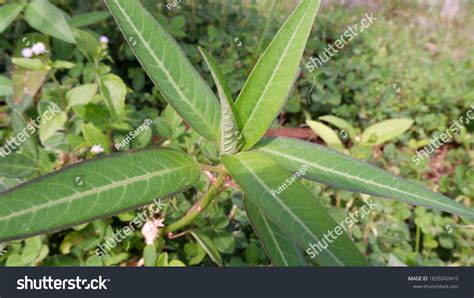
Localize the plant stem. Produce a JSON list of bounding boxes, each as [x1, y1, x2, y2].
[[200, 164, 225, 173], [163, 175, 225, 235], [415, 224, 421, 253]]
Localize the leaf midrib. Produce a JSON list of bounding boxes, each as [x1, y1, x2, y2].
[[259, 147, 466, 214], [0, 165, 191, 222], [236, 157, 343, 265], [111, 0, 215, 136], [238, 1, 311, 134]]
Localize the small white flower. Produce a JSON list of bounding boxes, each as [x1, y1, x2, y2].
[[90, 145, 104, 154], [31, 42, 47, 55], [99, 36, 109, 45], [21, 48, 33, 58], [141, 218, 165, 245], [155, 218, 165, 228]]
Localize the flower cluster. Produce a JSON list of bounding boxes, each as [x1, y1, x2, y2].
[[21, 42, 47, 58]]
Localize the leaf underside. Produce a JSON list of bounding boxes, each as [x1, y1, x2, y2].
[[105, 0, 220, 141], [244, 196, 307, 266], [222, 151, 369, 266], [0, 148, 200, 242], [256, 137, 474, 218], [234, 0, 321, 150]]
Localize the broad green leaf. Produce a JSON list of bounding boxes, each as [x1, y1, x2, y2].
[[0, 148, 200, 242], [52, 60, 75, 69], [169, 259, 185, 267], [68, 11, 110, 28], [361, 118, 413, 145], [143, 245, 157, 267], [85, 255, 103, 266], [98, 74, 126, 122], [198, 47, 237, 154], [213, 231, 235, 254], [11, 58, 44, 70], [306, 120, 345, 152], [0, 3, 23, 33], [24, 0, 75, 44], [190, 232, 223, 266], [73, 29, 99, 63], [0, 153, 36, 178], [38, 102, 67, 143], [319, 115, 356, 141], [0, 75, 13, 96], [234, 0, 321, 150], [131, 123, 152, 149], [256, 137, 474, 218], [244, 196, 307, 266], [156, 252, 169, 266], [222, 151, 369, 266], [245, 243, 260, 265], [6, 254, 23, 266], [105, 0, 220, 141], [11, 110, 38, 159], [81, 123, 110, 153], [66, 84, 97, 109]]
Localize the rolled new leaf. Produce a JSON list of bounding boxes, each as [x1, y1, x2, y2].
[[234, 0, 321, 150], [198, 47, 238, 155], [0, 148, 200, 242], [244, 196, 307, 266], [256, 137, 474, 218], [222, 151, 369, 266], [105, 0, 220, 141]]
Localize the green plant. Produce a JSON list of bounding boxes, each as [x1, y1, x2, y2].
[[0, 0, 472, 267], [306, 114, 413, 159]]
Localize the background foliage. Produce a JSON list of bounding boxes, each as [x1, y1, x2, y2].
[[0, 0, 473, 266]]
